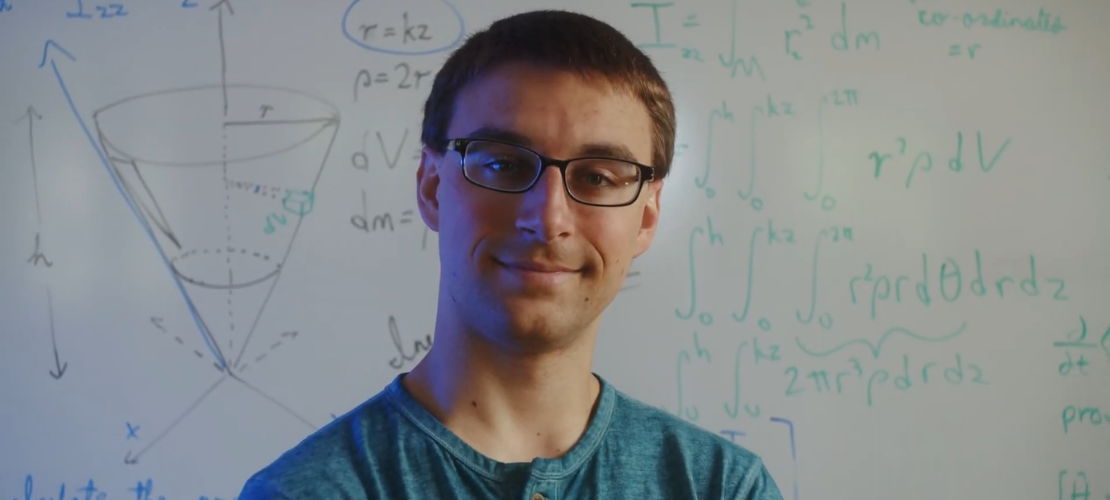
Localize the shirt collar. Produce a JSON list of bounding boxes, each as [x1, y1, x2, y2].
[[384, 372, 618, 481]]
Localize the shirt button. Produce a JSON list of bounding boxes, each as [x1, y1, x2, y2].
[[531, 494, 545, 500]]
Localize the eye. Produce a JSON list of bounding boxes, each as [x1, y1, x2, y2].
[[468, 151, 532, 176], [581, 168, 618, 187], [570, 160, 636, 189], [482, 157, 524, 173]]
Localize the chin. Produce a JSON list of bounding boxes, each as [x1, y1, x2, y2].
[[483, 303, 593, 353]]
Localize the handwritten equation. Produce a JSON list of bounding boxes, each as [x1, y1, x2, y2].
[[350, 194, 416, 234], [669, 326, 986, 420], [1059, 470, 1110, 500], [342, 0, 465, 55], [353, 64, 433, 101], [632, 0, 1067, 65], [1053, 316, 1110, 435]]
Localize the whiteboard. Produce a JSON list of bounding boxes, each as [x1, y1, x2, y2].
[[1, 0, 1108, 498]]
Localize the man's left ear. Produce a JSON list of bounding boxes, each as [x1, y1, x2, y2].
[[634, 180, 664, 257]]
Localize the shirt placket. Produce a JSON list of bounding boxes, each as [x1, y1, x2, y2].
[[521, 478, 559, 500]]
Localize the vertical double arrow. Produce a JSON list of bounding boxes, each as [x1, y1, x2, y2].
[[18, 99, 67, 380]]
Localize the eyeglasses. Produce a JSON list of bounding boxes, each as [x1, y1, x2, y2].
[[446, 138, 655, 207]]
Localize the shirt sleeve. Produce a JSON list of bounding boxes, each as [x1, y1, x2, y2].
[[237, 475, 295, 500], [735, 460, 786, 500]]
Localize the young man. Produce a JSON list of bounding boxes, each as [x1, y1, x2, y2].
[[239, 10, 783, 500]]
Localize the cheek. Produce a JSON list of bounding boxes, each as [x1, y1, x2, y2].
[[439, 179, 507, 254], [436, 178, 475, 261], [593, 216, 642, 276]]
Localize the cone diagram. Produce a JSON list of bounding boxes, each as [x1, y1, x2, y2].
[[93, 83, 339, 369]]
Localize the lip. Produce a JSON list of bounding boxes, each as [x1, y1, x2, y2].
[[496, 259, 579, 286], [500, 260, 578, 273]]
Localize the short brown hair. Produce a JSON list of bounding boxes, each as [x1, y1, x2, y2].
[[420, 10, 677, 179]]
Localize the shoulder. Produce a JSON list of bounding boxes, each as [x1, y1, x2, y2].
[[605, 389, 784, 500], [238, 391, 399, 500], [607, 389, 755, 461]]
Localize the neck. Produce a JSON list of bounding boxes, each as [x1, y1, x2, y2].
[[403, 311, 602, 464]]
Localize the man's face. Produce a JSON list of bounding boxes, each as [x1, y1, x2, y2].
[[416, 62, 664, 353]]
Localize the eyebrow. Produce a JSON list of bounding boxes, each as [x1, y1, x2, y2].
[[466, 126, 642, 164]]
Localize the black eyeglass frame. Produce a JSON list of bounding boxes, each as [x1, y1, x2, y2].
[[446, 138, 656, 208]]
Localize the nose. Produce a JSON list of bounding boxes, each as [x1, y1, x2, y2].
[[515, 164, 575, 242]]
